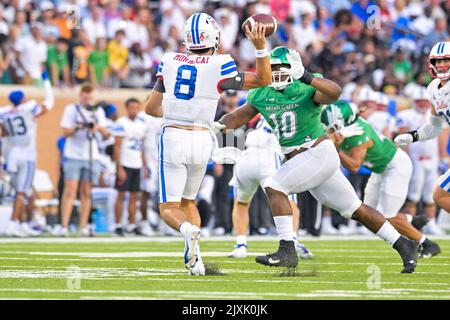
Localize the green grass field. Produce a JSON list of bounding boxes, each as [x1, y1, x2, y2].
[[0, 237, 449, 300]]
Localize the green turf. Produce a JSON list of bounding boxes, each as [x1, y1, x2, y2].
[[0, 238, 449, 300]]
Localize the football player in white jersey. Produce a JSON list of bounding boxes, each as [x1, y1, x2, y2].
[[368, 92, 397, 140], [395, 41, 450, 219], [0, 72, 54, 237], [145, 13, 271, 275], [113, 98, 148, 236], [229, 117, 313, 259], [396, 86, 447, 235]]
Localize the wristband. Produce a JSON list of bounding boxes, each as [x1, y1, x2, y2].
[[299, 70, 314, 85], [255, 48, 268, 58], [410, 130, 419, 142]]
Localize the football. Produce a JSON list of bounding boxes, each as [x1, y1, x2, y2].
[[241, 13, 278, 37]]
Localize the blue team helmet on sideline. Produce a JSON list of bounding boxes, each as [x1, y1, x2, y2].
[[9, 90, 25, 106]]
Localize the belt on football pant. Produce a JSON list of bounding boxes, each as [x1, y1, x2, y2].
[[285, 135, 328, 161]]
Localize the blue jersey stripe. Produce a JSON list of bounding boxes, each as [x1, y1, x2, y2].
[[221, 67, 237, 76], [195, 13, 201, 45], [221, 61, 236, 70], [440, 173, 450, 190], [191, 14, 197, 44]]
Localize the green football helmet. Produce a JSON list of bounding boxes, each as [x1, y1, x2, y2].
[[269, 46, 294, 90], [320, 100, 359, 131]]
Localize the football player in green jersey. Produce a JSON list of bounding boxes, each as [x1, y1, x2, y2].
[[321, 100, 441, 258], [212, 46, 418, 273]]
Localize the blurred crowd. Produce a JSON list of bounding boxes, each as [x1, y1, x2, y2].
[[0, 0, 448, 91]]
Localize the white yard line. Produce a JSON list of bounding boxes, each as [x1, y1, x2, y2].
[[0, 235, 448, 244]]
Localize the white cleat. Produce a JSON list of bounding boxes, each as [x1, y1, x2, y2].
[[184, 226, 201, 269], [50, 224, 69, 237], [295, 242, 314, 259], [138, 222, 154, 237], [423, 220, 444, 235], [321, 224, 338, 235], [79, 226, 91, 237], [5, 221, 26, 237], [20, 222, 41, 237], [189, 258, 206, 276], [230, 244, 247, 258]]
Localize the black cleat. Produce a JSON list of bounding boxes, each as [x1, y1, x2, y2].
[[419, 239, 441, 258], [114, 227, 124, 237], [412, 215, 429, 231], [255, 240, 298, 268], [393, 236, 419, 273]]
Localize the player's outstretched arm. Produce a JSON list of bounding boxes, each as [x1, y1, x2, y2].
[[216, 102, 259, 131], [241, 23, 271, 89], [145, 79, 164, 117], [394, 106, 443, 146], [338, 144, 369, 173], [35, 71, 55, 118], [311, 77, 342, 104]]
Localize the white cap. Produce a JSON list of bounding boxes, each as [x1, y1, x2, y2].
[[299, 1, 316, 17], [357, 87, 376, 103], [40, 1, 55, 11], [406, 3, 423, 17]]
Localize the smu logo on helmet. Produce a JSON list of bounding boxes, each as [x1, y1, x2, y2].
[[199, 31, 209, 42]]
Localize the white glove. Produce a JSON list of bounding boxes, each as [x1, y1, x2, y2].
[[394, 133, 414, 146], [211, 121, 226, 134], [339, 123, 364, 138], [280, 50, 305, 80]]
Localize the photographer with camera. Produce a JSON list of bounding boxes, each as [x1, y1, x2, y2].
[[58, 84, 110, 236]]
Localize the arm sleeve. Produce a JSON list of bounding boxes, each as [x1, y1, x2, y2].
[[153, 78, 166, 93], [218, 72, 245, 92], [417, 114, 444, 141]]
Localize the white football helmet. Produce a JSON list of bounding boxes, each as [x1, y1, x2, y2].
[[429, 41, 450, 80], [183, 13, 220, 52], [411, 85, 430, 113], [373, 92, 389, 107]]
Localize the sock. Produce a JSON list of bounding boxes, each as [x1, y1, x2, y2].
[[405, 214, 413, 223], [236, 235, 247, 246], [376, 222, 401, 245], [419, 235, 426, 244], [179, 221, 192, 236], [273, 216, 294, 242], [292, 232, 298, 242]]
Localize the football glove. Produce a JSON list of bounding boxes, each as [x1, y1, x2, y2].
[[280, 50, 305, 81], [211, 121, 226, 134], [394, 131, 418, 146], [339, 123, 364, 138]]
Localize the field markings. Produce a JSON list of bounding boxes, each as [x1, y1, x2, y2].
[[0, 288, 449, 300], [1, 265, 450, 277], [0, 235, 449, 244]]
